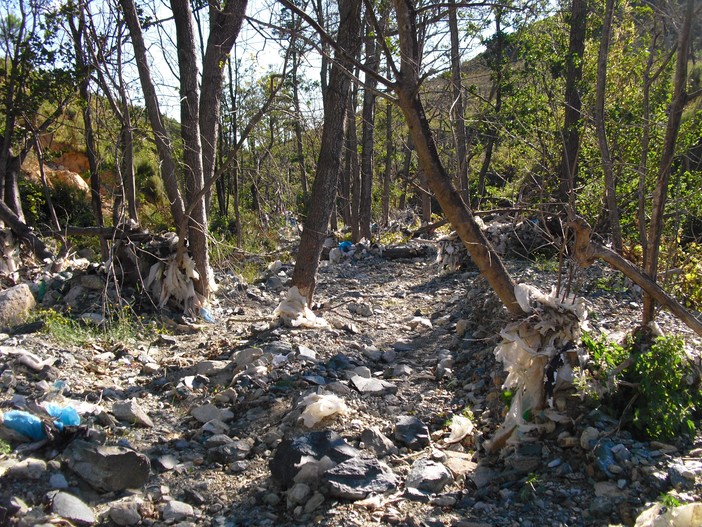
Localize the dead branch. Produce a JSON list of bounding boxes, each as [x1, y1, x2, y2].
[[569, 217, 702, 337]]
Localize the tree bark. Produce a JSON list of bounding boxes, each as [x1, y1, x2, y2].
[[291, 0, 363, 303], [200, 0, 248, 215], [570, 217, 702, 337], [642, 0, 694, 324], [594, 0, 623, 253], [393, 0, 522, 316], [359, 18, 381, 240], [68, 4, 108, 260], [448, 0, 469, 202], [557, 0, 586, 207], [119, 0, 185, 230], [382, 97, 393, 225]]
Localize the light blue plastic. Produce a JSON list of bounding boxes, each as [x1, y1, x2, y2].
[[3, 404, 81, 440], [3, 410, 46, 440], [45, 403, 80, 429]]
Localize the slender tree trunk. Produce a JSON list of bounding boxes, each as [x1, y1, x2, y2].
[[557, 0, 586, 207], [120, 0, 185, 229], [393, 0, 522, 316], [643, 0, 694, 324], [477, 9, 504, 207], [398, 133, 414, 210], [68, 5, 108, 260], [594, 0, 623, 253], [382, 98, 393, 225], [448, 0, 469, 202], [359, 19, 381, 240], [200, 0, 247, 216], [348, 86, 361, 240], [291, 0, 362, 303], [171, 0, 210, 300]]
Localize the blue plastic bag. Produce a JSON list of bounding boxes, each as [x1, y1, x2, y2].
[[3, 410, 46, 440], [3, 404, 81, 441]]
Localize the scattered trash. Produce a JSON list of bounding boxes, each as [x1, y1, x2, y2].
[[445, 415, 474, 444], [634, 502, 702, 527], [299, 393, 349, 428], [1, 403, 79, 441], [272, 286, 330, 329]]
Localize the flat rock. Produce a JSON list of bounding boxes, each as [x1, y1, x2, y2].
[[50, 491, 95, 526], [270, 431, 360, 488], [324, 457, 398, 500], [395, 415, 430, 450], [7, 458, 47, 480], [162, 500, 193, 521], [112, 399, 154, 428], [64, 440, 151, 492], [191, 404, 234, 423], [350, 375, 397, 396], [361, 427, 398, 457]]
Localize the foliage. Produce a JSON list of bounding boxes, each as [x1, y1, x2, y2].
[[36, 306, 153, 348], [19, 179, 93, 228], [579, 332, 700, 441], [0, 438, 11, 455], [628, 336, 699, 440]]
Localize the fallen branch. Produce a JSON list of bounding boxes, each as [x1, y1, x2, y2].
[[569, 217, 702, 337]]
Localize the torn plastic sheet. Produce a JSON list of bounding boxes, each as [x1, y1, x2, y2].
[[634, 503, 702, 527], [144, 254, 218, 317], [273, 286, 330, 329], [299, 393, 349, 428], [488, 284, 587, 451]]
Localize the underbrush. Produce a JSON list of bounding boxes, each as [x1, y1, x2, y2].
[[36, 306, 161, 348], [577, 331, 702, 441]]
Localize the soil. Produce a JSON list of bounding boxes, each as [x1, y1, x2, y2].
[[1, 244, 701, 527]]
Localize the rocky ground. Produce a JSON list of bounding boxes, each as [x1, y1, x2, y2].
[[1, 237, 702, 527]]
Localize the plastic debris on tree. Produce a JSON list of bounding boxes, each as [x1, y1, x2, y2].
[[487, 284, 587, 452], [145, 254, 218, 317], [272, 286, 330, 329]]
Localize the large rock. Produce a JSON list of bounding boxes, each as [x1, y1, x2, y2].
[[0, 284, 35, 329], [64, 440, 150, 492], [324, 457, 398, 500], [270, 431, 360, 488]]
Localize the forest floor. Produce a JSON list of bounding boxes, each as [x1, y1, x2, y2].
[[1, 238, 702, 527]]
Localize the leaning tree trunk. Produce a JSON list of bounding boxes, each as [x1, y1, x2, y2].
[[291, 0, 363, 303], [393, 0, 522, 316], [642, 0, 694, 325]]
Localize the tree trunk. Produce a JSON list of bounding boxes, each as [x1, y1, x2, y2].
[[291, 33, 309, 198], [199, 0, 248, 216], [382, 97, 393, 225], [557, 0, 586, 207], [393, 0, 522, 316], [448, 0, 469, 202], [291, 0, 362, 303], [642, 0, 694, 324], [171, 0, 211, 300], [348, 86, 361, 240], [68, 7, 108, 260], [359, 18, 381, 240], [594, 0, 623, 254], [119, 0, 185, 230], [476, 9, 504, 207]]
